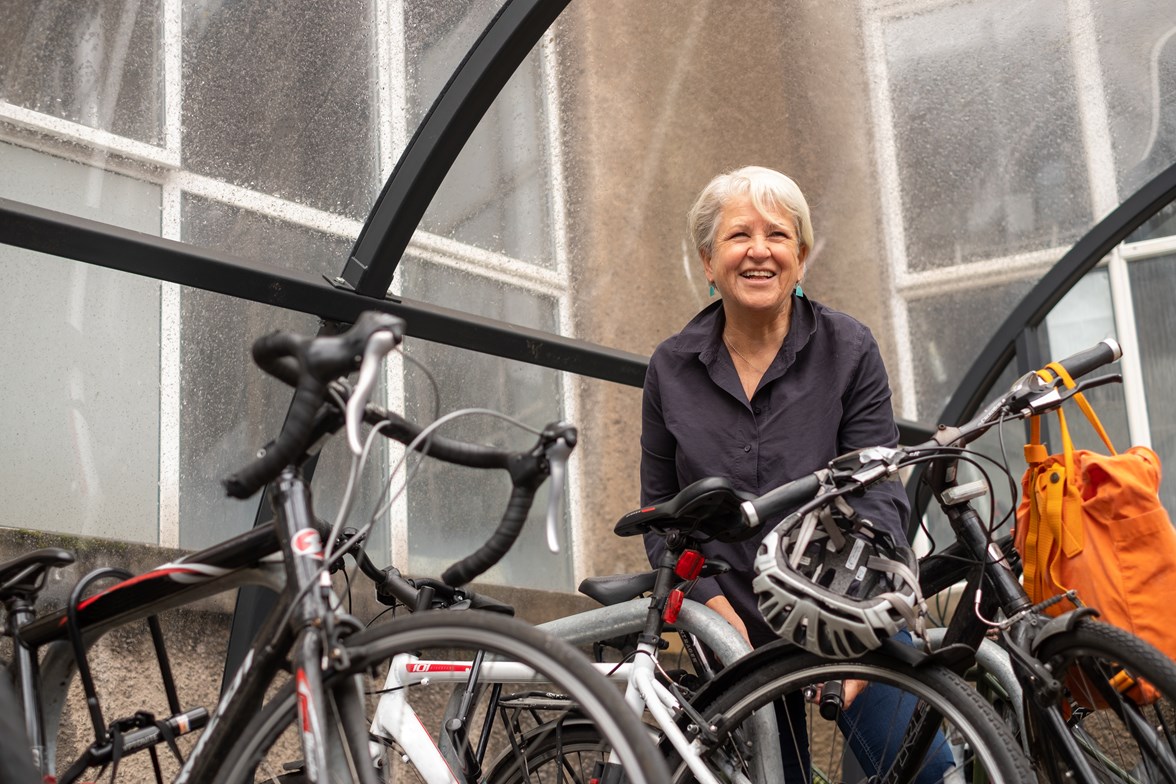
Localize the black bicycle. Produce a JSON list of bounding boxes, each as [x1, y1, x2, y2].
[[0, 312, 668, 783], [678, 339, 1176, 783]]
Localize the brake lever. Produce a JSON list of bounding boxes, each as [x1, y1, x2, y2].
[[1024, 373, 1122, 414], [542, 423, 578, 554], [345, 330, 400, 455]]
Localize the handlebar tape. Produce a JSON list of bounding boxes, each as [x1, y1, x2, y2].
[[250, 331, 306, 388], [441, 483, 536, 587], [223, 372, 325, 499], [365, 408, 511, 470], [741, 472, 823, 529], [222, 330, 319, 498]]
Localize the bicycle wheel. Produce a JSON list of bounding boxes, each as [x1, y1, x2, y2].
[[482, 721, 612, 784], [216, 610, 668, 784], [1031, 618, 1176, 784], [675, 641, 1035, 784]]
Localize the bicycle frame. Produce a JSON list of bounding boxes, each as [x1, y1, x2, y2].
[[921, 455, 1169, 782], [357, 597, 781, 784], [8, 468, 354, 783]]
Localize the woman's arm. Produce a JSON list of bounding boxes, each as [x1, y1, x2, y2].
[[838, 330, 911, 544], [639, 358, 725, 604]]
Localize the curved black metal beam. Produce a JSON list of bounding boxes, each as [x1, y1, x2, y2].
[[906, 159, 1176, 527], [936, 159, 1176, 430], [339, 0, 573, 295]]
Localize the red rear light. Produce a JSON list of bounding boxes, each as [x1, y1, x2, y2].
[[663, 588, 685, 624], [674, 549, 705, 581]]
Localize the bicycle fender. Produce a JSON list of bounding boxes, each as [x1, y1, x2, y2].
[[1029, 607, 1100, 653]]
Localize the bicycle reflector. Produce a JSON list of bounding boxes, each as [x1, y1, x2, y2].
[[674, 550, 705, 581], [663, 588, 685, 624]]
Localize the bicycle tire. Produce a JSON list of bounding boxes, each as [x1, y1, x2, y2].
[[675, 643, 1035, 784], [216, 610, 668, 783], [1030, 618, 1176, 784]]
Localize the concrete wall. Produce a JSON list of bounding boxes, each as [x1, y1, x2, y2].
[[559, 1, 898, 580]]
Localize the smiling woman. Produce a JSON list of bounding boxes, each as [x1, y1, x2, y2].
[[638, 165, 949, 779]]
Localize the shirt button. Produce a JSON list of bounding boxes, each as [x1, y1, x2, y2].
[[743, 444, 752, 452], [753, 407, 761, 415]]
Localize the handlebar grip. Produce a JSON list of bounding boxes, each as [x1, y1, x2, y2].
[[223, 374, 325, 498], [441, 484, 536, 587], [1049, 338, 1122, 382], [741, 473, 823, 528]]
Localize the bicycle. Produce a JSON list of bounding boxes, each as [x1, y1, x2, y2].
[[674, 339, 1176, 783], [908, 343, 1176, 783], [364, 532, 775, 784], [444, 478, 1033, 783], [1, 311, 668, 783]]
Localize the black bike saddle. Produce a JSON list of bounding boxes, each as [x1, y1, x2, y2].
[[613, 477, 759, 543]]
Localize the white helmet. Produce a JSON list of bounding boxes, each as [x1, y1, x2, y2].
[[752, 495, 925, 659]]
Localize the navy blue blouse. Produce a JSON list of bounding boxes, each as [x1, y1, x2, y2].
[[640, 295, 909, 646]]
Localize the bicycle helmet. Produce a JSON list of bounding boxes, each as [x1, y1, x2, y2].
[[752, 494, 926, 659]]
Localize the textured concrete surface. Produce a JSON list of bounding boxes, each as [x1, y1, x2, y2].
[[557, 1, 899, 582]]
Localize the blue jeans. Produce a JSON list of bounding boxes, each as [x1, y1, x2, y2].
[[775, 631, 955, 783]]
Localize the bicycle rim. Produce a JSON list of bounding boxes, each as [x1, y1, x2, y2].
[[677, 647, 1034, 784], [1032, 619, 1176, 784], [216, 611, 667, 783]]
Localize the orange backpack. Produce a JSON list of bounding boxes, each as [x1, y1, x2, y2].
[[1015, 362, 1176, 707]]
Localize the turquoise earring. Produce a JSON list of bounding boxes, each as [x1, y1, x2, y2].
[[795, 283, 804, 298], [709, 282, 716, 297]]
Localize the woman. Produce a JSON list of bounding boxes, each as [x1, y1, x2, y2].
[[640, 165, 946, 780]]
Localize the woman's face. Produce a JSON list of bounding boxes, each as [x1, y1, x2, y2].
[[703, 193, 808, 320]]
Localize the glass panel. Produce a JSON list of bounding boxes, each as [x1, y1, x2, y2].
[[0, 0, 164, 145], [404, 0, 510, 133], [1093, 1, 1176, 227], [177, 195, 379, 549], [884, 0, 1092, 269], [918, 269, 1130, 551], [409, 1, 555, 266], [570, 372, 649, 579], [182, 0, 379, 221], [1128, 201, 1176, 244], [554, 1, 912, 357], [906, 278, 1038, 422], [1128, 254, 1176, 515], [400, 258, 568, 589], [1041, 268, 1130, 453], [917, 360, 1023, 553], [0, 144, 161, 543]]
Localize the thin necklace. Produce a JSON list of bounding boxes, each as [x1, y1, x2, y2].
[[724, 335, 767, 374]]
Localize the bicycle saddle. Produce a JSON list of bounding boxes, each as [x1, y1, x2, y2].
[[0, 548, 75, 599], [579, 559, 731, 607], [614, 477, 758, 543]]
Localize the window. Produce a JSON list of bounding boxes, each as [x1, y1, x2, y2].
[[865, 0, 1176, 540], [0, 0, 575, 589]]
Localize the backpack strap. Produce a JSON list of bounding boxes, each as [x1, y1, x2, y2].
[[1044, 362, 1116, 455], [1021, 361, 1119, 598]]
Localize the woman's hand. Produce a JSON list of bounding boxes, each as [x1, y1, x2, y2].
[[704, 594, 750, 662], [841, 679, 868, 709]]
